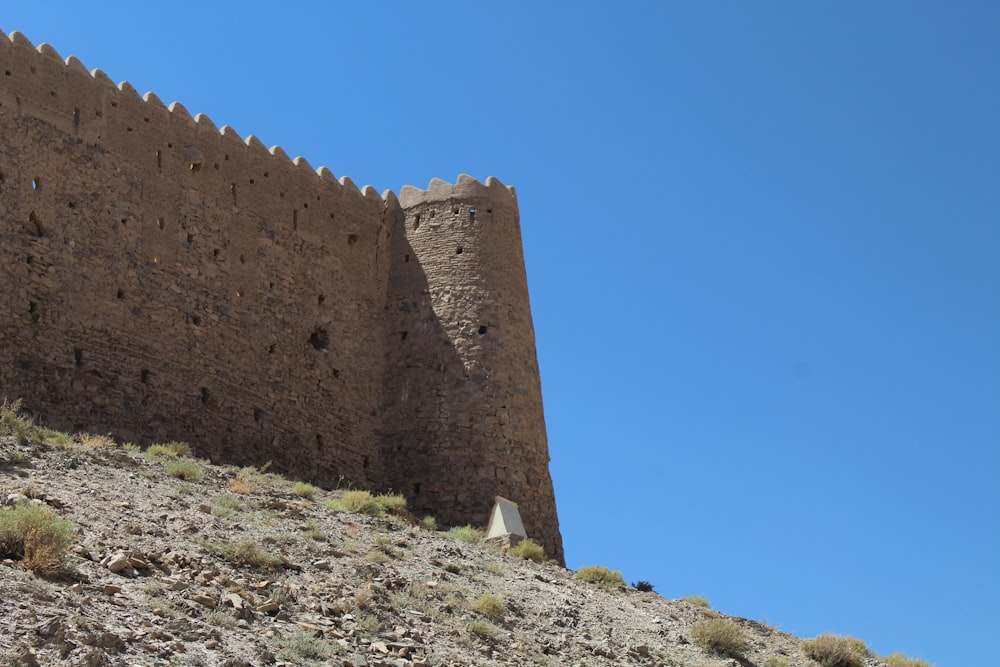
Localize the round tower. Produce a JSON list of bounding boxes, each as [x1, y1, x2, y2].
[[382, 175, 563, 563]]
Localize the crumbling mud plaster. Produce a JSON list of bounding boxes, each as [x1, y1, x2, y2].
[[0, 30, 563, 562]]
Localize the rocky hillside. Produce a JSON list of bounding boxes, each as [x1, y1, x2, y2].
[[0, 410, 912, 667]]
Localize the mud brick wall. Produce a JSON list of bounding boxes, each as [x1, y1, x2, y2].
[[0, 30, 563, 562]]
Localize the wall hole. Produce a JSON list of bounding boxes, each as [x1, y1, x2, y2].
[[303, 203, 309, 209], [31, 177, 40, 191], [347, 234, 358, 246], [414, 215, 420, 230], [429, 210, 435, 218], [213, 248, 220, 258], [189, 162, 202, 173], [239, 254, 246, 264], [318, 294, 325, 306], [293, 210, 298, 230], [28, 301, 39, 324], [27, 211, 44, 237], [153, 255, 161, 264], [400, 331, 408, 341], [363, 456, 370, 469], [452, 207, 458, 214], [73, 348, 83, 367], [478, 325, 488, 335], [230, 183, 237, 205], [200, 387, 210, 405], [308, 327, 330, 351], [191, 315, 201, 327], [315, 434, 324, 450], [456, 247, 463, 254], [267, 344, 276, 354], [236, 287, 243, 298], [469, 208, 476, 221], [73, 108, 80, 131], [253, 408, 263, 424], [332, 368, 341, 378], [157, 217, 165, 230], [249, 178, 255, 185], [155, 150, 161, 170], [140, 369, 149, 384], [264, 171, 269, 178], [404, 254, 410, 263], [487, 208, 493, 214], [329, 212, 335, 220], [116, 288, 124, 300], [412, 483, 421, 495], [68, 201, 75, 209]]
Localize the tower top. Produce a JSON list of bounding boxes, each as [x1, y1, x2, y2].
[[398, 174, 517, 209]]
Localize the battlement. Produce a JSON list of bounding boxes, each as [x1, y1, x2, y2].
[[0, 28, 563, 563], [398, 174, 517, 209]]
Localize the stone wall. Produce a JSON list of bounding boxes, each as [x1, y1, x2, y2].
[[0, 30, 562, 562]]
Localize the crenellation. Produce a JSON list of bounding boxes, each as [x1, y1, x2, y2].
[[1, 28, 562, 563]]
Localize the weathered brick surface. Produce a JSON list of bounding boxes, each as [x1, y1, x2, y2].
[[0, 31, 562, 562]]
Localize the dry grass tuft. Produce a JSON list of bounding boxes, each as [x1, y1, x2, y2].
[[228, 467, 259, 494], [509, 538, 547, 562], [471, 593, 507, 621], [575, 565, 626, 589], [691, 618, 751, 658], [0, 503, 76, 575], [801, 634, 870, 667]]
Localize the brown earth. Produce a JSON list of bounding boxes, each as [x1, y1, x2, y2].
[[1, 433, 888, 667]]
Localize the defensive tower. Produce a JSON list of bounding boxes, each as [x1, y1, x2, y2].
[[383, 176, 562, 563]]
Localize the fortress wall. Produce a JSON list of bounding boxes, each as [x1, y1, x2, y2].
[[383, 176, 563, 562], [0, 32, 390, 486]]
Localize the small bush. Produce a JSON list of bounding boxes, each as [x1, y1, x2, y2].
[[420, 515, 438, 530], [448, 524, 483, 544], [575, 565, 626, 589], [37, 428, 73, 447], [691, 618, 750, 658], [375, 493, 407, 514], [77, 433, 116, 448], [468, 619, 500, 640], [681, 595, 712, 608], [228, 468, 259, 494], [216, 540, 282, 569], [632, 580, 655, 592], [292, 481, 318, 499], [885, 653, 933, 667], [278, 631, 340, 661], [322, 498, 344, 511], [146, 441, 192, 458], [801, 634, 870, 667], [0, 503, 76, 575], [764, 656, 791, 667], [509, 539, 547, 562], [164, 458, 205, 482], [340, 490, 382, 516], [0, 398, 36, 443], [471, 593, 507, 621]]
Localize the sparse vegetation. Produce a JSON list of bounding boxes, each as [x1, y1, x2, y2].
[[681, 594, 711, 608], [509, 538, 547, 562], [471, 593, 507, 621], [0, 502, 76, 575], [420, 515, 438, 530], [164, 458, 206, 482], [468, 619, 501, 640], [278, 630, 341, 662], [801, 634, 870, 667], [448, 524, 483, 544], [1, 398, 37, 444], [145, 441, 192, 458], [575, 565, 626, 590], [292, 481, 318, 499], [228, 467, 260, 494], [885, 653, 933, 667], [209, 493, 240, 519], [77, 433, 116, 448], [691, 618, 751, 658], [632, 580, 655, 593], [340, 490, 382, 515], [765, 656, 791, 667], [375, 493, 407, 514], [205, 539, 283, 570]]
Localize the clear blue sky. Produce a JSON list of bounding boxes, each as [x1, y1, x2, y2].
[[4, 3, 997, 664]]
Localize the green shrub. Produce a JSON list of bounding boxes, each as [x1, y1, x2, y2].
[[764, 656, 791, 667], [292, 481, 318, 499], [420, 515, 438, 530], [801, 634, 870, 667], [468, 619, 500, 640], [0, 398, 36, 443], [340, 490, 382, 516], [885, 653, 933, 667], [375, 493, 407, 514], [0, 503, 76, 575], [575, 565, 626, 589], [471, 593, 507, 621], [448, 524, 483, 544], [509, 539, 547, 562], [164, 458, 205, 482], [681, 595, 712, 608], [632, 580, 655, 592], [691, 618, 750, 658]]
